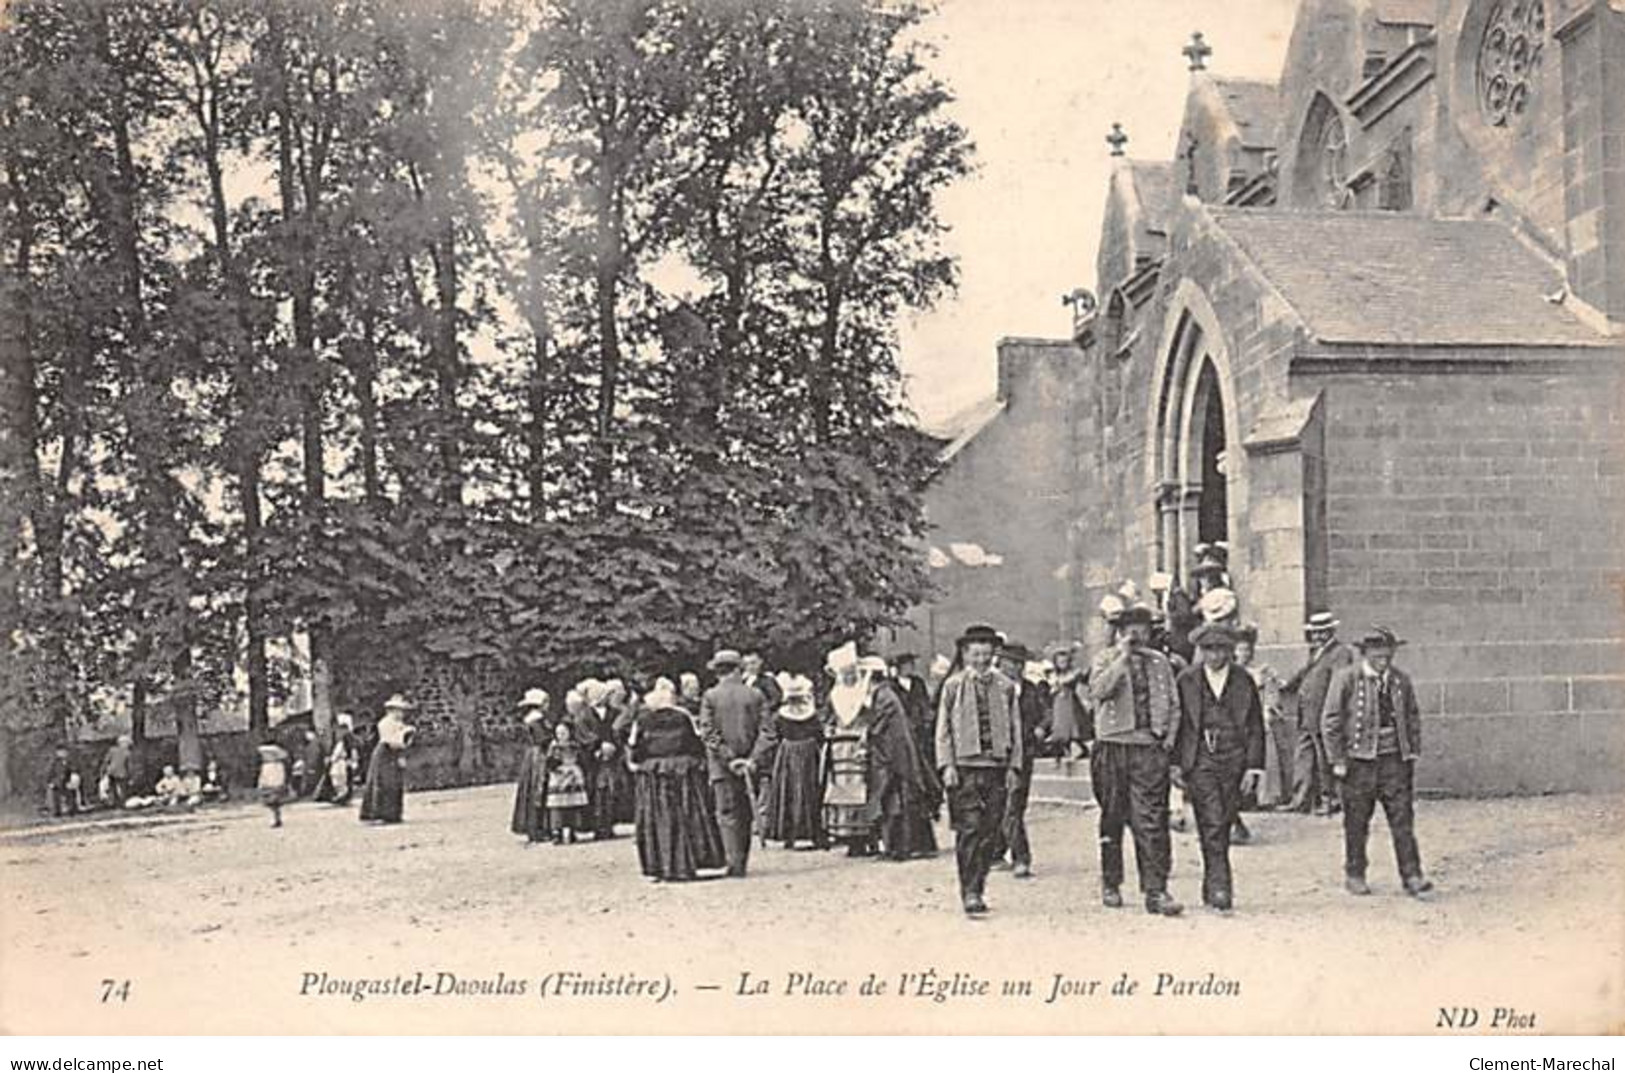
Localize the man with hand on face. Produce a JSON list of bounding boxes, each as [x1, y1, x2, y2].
[[1173, 622, 1266, 913], [1322, 626, 1432, 898], [1087, 603, 1183, 917], [935, 624, 1023, 917]]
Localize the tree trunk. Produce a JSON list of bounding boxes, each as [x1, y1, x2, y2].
[[271, 24, 332, 737], [96, 8, 166, 740], [199, 81, 269, 738], [432, 220, 462, 507], [592, 187, 623, 509], [527, 325, 551, 520], [356, 306, 383, 504]]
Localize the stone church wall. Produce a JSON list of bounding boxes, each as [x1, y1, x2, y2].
[[1303, 357, 1625, 792]]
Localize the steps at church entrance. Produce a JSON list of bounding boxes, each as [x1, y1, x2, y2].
[[1030, 756, 1094, 807]]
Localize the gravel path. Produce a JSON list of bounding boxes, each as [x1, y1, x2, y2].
[[4, 787, 1620, 1034]]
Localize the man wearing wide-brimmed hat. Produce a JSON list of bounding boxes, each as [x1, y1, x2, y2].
[[1322, 626, 1432, 898], [695, 647, 775, 877], [1173, 622, 1265, 912], [935, 623, 1022, 916], [1087, 603, 1184, 916], [1283, 610, 1354, 815]]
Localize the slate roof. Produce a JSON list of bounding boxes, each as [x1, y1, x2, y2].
[[928, 396, 1006, 463], [1207, 208, 1612, 347], [1211, 77, 1282, 149], [1126, 159, 1176, 237]]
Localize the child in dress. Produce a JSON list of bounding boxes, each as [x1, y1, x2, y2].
[[544, 722, 589, 844], [256, 737, 291, 828]]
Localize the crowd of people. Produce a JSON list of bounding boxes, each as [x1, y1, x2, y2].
[[35, 539, 1434, 920], [450, 542, 1427, 916]]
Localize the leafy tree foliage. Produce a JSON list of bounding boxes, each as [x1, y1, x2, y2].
[[0, 0, 969, 785]]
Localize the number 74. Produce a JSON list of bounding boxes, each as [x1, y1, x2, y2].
[[100, 979, 131, 1003]]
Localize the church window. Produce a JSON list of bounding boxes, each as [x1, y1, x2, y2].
[[1477, 1, 1545, 127], [1378, 138, 1413, 211], [1317, 113, 1348, 207]]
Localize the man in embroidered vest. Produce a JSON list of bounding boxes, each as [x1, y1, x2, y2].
[[1285, 610, 1355, 815], [1173, 622, 1266, 912], [1086, 603, 1184, 916], [935, 624, 1024, 916], [1321, 625, 1432, 898]]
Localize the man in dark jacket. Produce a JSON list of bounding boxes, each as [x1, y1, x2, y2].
[[1322, 626, 1432, 898], [1173, 623, 1266, 912], [1284, 611, 1354, 815], [741, 651, 782, 710], [695, 649, 776, 877], [991, 640, 1050, 878]]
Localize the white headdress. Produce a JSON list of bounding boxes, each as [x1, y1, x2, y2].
[[825, 641, 860, 675]]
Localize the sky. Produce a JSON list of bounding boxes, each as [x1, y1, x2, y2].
[[896, 0, 1300, 430]]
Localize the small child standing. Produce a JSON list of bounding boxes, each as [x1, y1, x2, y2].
[[256, 736, 291, 828], [544, 722, 589, 844]]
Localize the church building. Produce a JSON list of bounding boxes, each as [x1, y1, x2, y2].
[[912, 0, 1625, 794]]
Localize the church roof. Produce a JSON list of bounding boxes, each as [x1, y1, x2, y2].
[[1207, 208, 1612, 347], [1125, 160, 1177, 237], [1210, 77, 1281, 150], [928, 395, 1006, 463], [1370, 0, 1435, 26]]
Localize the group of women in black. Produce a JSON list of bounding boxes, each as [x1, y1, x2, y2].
[[508, 655, 943, 884]]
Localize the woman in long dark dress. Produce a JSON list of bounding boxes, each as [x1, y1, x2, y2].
[[360, 694, 414, 824], [577, 680, 633, 838], [510, 688, 552, 843], [866, 664, 939, 860], [762, 675, 826, 849], [628, 680, 725, 882]]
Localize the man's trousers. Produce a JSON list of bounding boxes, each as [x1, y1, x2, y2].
[[948, 766, 1008, 901], [712, 775, 755, 877], [1090, 741, 1172, 895], [1341, 752, 1422, 881], [1186, 747, 1245, 904], [1290, 725, 1338, 812], [990, 761, 1034, 868]]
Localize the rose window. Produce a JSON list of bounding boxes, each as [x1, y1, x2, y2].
[[1477, 1, 1545, 127]]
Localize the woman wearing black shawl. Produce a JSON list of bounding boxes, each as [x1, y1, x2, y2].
[[510, 688, 553, 843], [628, 679, 726, 881]]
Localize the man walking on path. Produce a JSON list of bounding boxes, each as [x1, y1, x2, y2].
[[992, 640, 1050, 879], [1173, 622, 1266, 912], [1322, 626, 1433, 898], [935, 624, 1023, 916], [1087, 603, 1184, 917], [696, 648, 776, 877], [1285, 611, 1353, 815]]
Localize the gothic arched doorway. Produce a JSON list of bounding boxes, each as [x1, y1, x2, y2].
[[1151, 294, 1239, 589]]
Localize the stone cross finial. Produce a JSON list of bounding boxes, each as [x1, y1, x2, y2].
[[1183, 31, 1212, 71], [1106, 122, 1128, 157]]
